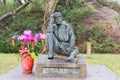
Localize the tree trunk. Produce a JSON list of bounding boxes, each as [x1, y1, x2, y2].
[[40, 0, 58, 53], [3, 0, 6, 4], [42, 0, 58, 33], [0, 0, 6, 4], [0, 1, 31, 22]]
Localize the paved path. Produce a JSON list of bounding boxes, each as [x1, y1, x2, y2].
[[0, 65, 119, 80], [117, 76, 120, 80]]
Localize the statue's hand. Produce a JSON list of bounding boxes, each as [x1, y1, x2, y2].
[[50, 14, 54, 24]]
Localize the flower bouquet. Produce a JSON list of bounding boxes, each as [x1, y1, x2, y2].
[[12, 30, 46, 73]]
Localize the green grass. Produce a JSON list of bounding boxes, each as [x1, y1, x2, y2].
[[83, 54, 120, 76], [0, 53, 19, 75], [0, 53, 120, 76]]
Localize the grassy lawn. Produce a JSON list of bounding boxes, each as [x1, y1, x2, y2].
[[0, 53, 120, 76], [0, 53, 19, 75], [83, 54, 120, 76]]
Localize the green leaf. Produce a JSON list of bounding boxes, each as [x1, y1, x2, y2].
[[17, 54, 21, 62], [30, 52, 36, 58]]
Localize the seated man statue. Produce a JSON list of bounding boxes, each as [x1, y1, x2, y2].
[[46, 12, 79, 63]]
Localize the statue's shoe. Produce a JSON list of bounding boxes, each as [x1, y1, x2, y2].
[[66, 57, 78, 63], [48, 53, 54, 59]]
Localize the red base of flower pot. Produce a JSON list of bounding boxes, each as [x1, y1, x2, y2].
[[21, 56, 34, 73]]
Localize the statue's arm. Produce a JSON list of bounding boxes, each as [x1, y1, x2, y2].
[[47, 14, 55, 33], [47, 25, 53, 33]]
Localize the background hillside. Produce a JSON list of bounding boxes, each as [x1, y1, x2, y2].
[[0, 0, 120, 53]]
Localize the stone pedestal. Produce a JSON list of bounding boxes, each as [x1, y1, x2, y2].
[[35, 55, 87, 78]]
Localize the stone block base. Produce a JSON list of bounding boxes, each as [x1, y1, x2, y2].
[[35, 55, 87, 78]]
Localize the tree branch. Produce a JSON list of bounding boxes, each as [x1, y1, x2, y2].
[[0, 1, 31, 23]]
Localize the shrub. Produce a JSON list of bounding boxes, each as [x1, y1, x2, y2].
[[66, 7, 92, 23], [92, 38, 119, 53], [77, 23, 120, 53], [55, 0, 89, 19], [82, 23, 107, 41]]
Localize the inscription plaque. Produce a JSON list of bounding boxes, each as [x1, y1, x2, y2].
[[42, 67, 80, 74]]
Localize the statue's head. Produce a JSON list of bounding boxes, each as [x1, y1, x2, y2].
[[53, 12, 63, 25]]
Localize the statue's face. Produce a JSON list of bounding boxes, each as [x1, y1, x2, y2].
[[54, 15, 63, 25]]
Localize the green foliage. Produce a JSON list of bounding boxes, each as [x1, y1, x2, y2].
[[0, 2, 19, 16], [55, 5, 68, 18], [55, 0, 87, 18], [68, 0, 85, 9], [30, 52, 37, 58], [31, 0, 44, 10], [82, 23, 107, 41], [34, 40, 42, 53], [92, 38, 119, 53], [56, 0, 92, 23], [73, 23, 86, 39], [66, 7, 92, 24], [77, 23, 119, 53], [114, 14, 120, 28], [0, 0, 44, 53], [0, 40, 11, 53]]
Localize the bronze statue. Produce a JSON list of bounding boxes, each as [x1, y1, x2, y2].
[[46, 12, 79, 63]]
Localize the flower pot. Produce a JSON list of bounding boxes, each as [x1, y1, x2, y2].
[[21, 55, 34, 73]]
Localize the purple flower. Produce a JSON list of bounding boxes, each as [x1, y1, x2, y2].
[[39, 33, 42, 37], [23, 35, 33, 43], [33, 37, 38, 42], [13, 30, 46, 48], [18, 35, 25, 41], [30, 36, 35, 41], [34, 33, 43, 39], [34, 34, 40, 39], [23, 30, 32, 36], [41, 34, 46, 40], [12, 35, 16, 39]]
